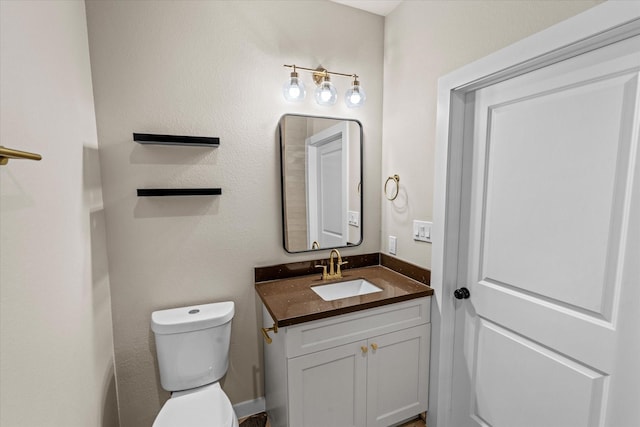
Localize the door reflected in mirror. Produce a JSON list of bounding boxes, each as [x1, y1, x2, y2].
[[279, 114, 363, 253]]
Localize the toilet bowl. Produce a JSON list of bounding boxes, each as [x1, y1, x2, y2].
[[153, 383, 239, 427], [151, 301, 239, 427]]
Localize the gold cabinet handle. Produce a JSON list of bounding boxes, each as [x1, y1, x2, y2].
[[371, 343, 378, 351], [361, 345, 368, 354], [261, 323, 278, 345]]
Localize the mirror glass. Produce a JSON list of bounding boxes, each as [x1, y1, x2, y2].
[[279, 114, 363, 253]]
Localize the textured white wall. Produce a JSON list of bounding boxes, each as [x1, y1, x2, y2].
[[0, 1, 118, 426], [381, 0, 601, 269], [85, 1, 383, 425]]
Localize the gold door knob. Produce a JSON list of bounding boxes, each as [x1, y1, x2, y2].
[[371, 343, 378, 351], [361, 345, 368, 354]]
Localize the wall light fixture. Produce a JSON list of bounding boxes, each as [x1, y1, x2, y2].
[[283, 64, 366, 108], [282, 65, 306, 102]]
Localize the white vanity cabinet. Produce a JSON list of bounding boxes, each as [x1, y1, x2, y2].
[[263, 297, 431, 427]]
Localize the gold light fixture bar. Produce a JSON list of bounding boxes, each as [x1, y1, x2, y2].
[[0, 146, 42, 166], [283, 64, 357, 84]]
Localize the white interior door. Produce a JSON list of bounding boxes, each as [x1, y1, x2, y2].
[[450, 34, 640, 427], [307, 122, 349, 248]]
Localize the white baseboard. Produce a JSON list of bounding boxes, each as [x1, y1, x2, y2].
[[233, 396, 266, 419]]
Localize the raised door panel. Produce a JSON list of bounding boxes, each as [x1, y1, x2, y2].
[[480, 70, 635, 317], [366, 325, 430, 427], [288, 341, 367, 427], [472, 319, 606, 427]]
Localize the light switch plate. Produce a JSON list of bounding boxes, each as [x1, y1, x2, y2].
[[388, 236, 397, 255], [413, 220, 432, 243], [348, 211, 360, 227]]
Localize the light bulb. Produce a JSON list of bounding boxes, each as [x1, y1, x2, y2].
[[314, 77, 337, 106], [345, 78, 366, 108], [283, 72, 306, 102], [321, 87, 332, 102], [288, 85, 300, 98]]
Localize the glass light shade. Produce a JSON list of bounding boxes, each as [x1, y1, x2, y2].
[[314, 78, 337, 106], [283, 75, 306, 102], [345, 81, 366, 108]]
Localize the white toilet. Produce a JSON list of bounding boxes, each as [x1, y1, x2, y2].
[[151, 301, 239, 427]]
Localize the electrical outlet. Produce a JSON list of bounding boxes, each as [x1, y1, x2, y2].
[[388, 236, 397, 255], [413, 220, 432, 243]]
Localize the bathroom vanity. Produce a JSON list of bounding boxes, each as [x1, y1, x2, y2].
[[256, 263, 433, 427]]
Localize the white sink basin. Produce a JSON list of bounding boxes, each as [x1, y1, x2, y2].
[[311, 279, 383, 301]]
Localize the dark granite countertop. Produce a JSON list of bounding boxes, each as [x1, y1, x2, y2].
[[255, 265, 434, 327]]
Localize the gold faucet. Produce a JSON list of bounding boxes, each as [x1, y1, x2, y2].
[[315, 249, 349, 280], [311, 241, 320, 249]]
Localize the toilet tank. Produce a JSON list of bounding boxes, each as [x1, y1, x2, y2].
[[151, 301, 234, 392]]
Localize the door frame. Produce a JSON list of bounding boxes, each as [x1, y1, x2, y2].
[[306, 121, 349, 248], [430, 3, 640, 427]]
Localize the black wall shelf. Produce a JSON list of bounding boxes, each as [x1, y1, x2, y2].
[[137, 188, 222, 197], [133, 133, 220, 147]]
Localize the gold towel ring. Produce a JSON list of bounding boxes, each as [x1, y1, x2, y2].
[[384, 174, 400, 201]]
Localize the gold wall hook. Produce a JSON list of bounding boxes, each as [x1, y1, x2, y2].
[[0, 146, 42, 165]]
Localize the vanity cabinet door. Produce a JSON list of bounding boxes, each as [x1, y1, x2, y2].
[[366, 325, 430, 427], [288, 340, 368, 427]]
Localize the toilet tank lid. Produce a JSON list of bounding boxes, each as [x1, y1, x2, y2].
[[151, 301, 234, 335]]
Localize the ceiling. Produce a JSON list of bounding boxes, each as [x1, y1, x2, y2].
[[329, 0, 403, 17]]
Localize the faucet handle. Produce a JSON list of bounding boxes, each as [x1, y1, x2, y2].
[[315, 264, 327, 279], [335, 260, 348, 278]]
